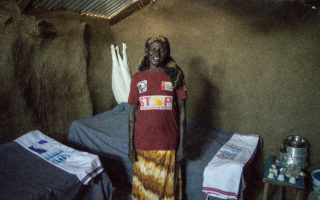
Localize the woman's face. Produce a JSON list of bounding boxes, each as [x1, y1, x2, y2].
[[147, 41, 168, 67]]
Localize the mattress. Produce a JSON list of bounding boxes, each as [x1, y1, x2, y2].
[[68, 103, 248, 199], [0, 141, 113, 200]]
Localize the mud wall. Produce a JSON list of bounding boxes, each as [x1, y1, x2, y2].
[[0, 0, 115, 142], [110, 0, 320, 176]]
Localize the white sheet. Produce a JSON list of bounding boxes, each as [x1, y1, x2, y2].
[[15, 130, 104, 185], [202, 133, 259, 199]]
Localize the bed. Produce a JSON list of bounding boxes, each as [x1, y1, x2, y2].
[[0, 138, 114, 200], [68, 103, 260, 199]]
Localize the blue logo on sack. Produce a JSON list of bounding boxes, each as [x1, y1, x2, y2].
[[224, 143, 242, 153], [52, 154, 70, 164], [216, 150, 238, 160], [28, 140, 49, 154], [38, 140, 48, 144], [45, 150, 70, 164], [28, 146, 47, 154]]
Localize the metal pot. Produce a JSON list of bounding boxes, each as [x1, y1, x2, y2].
[[283, 136, 308, 148], [278, 136, 309, 169], [278, 151, 308, 169]]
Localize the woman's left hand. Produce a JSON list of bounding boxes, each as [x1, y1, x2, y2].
[[176, 146, 184, 162], [177, 99, 186, 162]]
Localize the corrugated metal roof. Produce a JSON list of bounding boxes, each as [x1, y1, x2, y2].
[[32, 0, 142, 19]]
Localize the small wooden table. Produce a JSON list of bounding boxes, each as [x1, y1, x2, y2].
[[262, 156, 304, 200]]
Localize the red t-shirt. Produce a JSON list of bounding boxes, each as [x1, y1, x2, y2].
[[128, 69, 188, 150]]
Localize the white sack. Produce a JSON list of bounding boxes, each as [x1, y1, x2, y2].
[[111, 43, 131, 104], [15, 130, 104, 185]]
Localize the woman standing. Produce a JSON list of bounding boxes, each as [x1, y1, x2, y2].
[[128, 35, 187, 200]]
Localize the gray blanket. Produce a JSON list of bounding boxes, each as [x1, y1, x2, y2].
[[0, 142, 114, 200], [68, 103, 241, 199]]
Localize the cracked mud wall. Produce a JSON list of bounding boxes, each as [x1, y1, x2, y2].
[[0, 1, 114, 142]]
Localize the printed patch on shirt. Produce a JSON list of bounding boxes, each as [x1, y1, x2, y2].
[[139, 95, 173, 110], [161, 81, 173, 91], [137, 80, 147, 93]]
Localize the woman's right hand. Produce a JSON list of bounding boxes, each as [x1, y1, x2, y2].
[[129, 104, 138, 162], [128, 142, 137, 162]]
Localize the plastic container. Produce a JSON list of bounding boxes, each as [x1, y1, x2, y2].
[[311, 169, 320, 191]]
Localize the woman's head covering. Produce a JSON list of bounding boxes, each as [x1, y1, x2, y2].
[[137, 35, 185, 88]]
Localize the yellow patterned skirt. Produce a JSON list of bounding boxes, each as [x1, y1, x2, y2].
[[132, 150, 182, 200]]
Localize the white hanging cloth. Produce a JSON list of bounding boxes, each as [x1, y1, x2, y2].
[[116, 43, 131, 91], [111, 43, 131, 104]]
